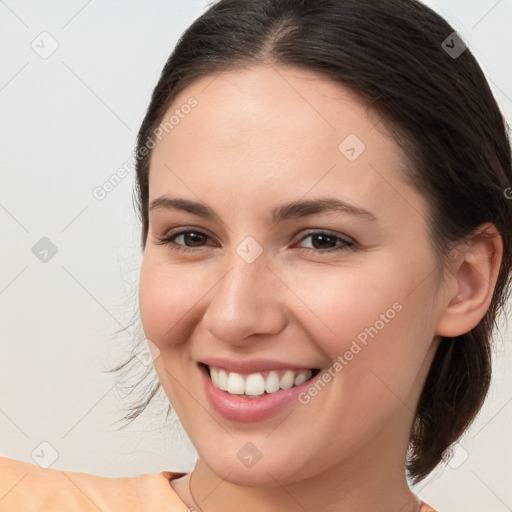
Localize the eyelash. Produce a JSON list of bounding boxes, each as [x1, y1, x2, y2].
[[154, 228, 355, 255]]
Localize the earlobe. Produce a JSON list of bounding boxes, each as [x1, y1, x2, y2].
[[436, 223, 503, 338]]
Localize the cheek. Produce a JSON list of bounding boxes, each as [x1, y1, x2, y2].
[[138, 256, 203, 346], [281, 261, 407, 349], [283, 256, 436, 392]]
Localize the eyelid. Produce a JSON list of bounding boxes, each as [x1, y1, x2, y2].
[[154, 227, 218, 251], [294, 228, 355, 246]]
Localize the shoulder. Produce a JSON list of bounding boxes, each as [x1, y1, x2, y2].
[[0, 456, 189, 512], [0, 455, 143, 512], [420, 501, 439, 512]]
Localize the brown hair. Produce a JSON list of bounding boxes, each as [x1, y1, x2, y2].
[[108, 0, 512, 483]]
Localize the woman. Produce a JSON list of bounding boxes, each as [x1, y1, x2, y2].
[[1, 1, 510, 511]]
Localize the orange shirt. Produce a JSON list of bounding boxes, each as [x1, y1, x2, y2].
[[0, 456, 438, 511]]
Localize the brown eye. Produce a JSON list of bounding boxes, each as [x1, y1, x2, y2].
[[176, 231, 208, 247], [296, 231, 355, 254], [155, 229, 215, 251]]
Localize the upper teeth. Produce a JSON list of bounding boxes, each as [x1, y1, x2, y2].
[[208, 366, 313, 397]]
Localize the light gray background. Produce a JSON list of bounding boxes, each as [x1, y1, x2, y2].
[[0, 1, 510, 511]]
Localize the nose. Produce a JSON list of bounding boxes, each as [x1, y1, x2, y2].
[[201, 249, 287, 346]]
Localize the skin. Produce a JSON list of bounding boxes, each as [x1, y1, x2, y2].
[[138, 64, 503, 512]]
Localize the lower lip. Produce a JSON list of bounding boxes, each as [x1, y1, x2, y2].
[[199, 364, 320, 423]]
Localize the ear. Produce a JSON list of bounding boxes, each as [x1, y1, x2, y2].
[[435, 223, 503, 338]]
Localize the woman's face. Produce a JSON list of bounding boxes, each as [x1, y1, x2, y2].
[[139, 65, 446, 485]]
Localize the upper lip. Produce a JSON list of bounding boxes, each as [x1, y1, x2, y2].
[[199, 357, 319, 375]]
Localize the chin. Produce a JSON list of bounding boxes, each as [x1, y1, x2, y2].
[[199, 445, 312, 487]]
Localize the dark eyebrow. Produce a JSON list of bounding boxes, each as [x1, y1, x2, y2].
[[149, 196, 221, 221], [148, 196, 376, 223], [271, 198, 376, 223]]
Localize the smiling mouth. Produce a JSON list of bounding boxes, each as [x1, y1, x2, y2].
[[200, 363, 321, 398]]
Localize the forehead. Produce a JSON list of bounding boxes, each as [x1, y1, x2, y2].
[[148, 64, 425, 225], [155, 64, 388, 158]]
